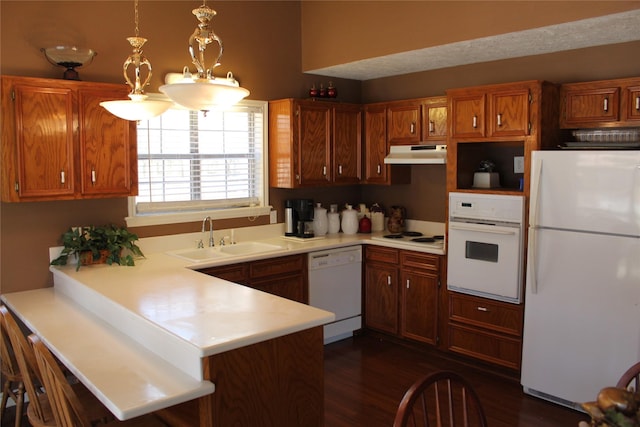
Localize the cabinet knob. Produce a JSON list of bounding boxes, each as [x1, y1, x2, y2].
[[410, 122, 416, 134], [472, 115, 477, 129], [91, 169, 96, 184], [406, 279, 410, 289], [476, 306, 489, 312], [636, 95, 640, 111], [377, 164, 382, 175], [338, 165, 343, 175], [322, 165, 327, 176], [497, 113, 502, 127], [603, 97, 609, 112], [60, 170, 65, 184], [429, 120, 435, 133], [387, 275, 392, 286]]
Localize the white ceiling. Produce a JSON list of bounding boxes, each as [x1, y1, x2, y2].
[[306, 9, 640, 81]]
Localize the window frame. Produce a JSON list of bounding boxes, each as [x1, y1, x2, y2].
[[125, 99, 270, 228]]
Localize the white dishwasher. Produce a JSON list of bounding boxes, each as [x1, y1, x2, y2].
[[308, 246, 362, 344]]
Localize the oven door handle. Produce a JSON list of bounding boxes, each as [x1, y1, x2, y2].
[[449, 223, 518, 235]]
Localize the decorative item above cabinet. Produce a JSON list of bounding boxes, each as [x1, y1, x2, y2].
[[268, 99, 361, 188], [1, 76, 137, 202], [560, 76, 640, 128]]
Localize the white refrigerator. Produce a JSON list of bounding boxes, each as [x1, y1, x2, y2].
[[521, 150, 640, 409]]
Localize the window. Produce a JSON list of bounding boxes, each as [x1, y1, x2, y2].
[[126, 100, 269, 227]]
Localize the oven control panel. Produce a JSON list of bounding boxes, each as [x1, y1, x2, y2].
[[449, 192, 524, 224]]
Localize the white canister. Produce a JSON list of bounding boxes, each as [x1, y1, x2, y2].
[[313, 203, 328, 235], [371, 211, 385, 232], [341, 205, 359, 235], [328, 212, 341, 234]]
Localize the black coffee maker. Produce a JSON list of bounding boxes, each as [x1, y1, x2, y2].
[[284, 199, 315, 238]]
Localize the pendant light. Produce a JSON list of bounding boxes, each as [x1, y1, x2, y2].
[[159, 1, 249, 113], [100, 0, 172, 121]]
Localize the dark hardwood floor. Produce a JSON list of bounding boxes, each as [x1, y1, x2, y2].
[[324, 333, 590, 427], [2, 332, 590, 427]]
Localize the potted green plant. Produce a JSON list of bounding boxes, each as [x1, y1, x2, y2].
[[50, 224, 144, 271]]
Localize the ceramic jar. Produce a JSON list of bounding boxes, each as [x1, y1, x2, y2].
[[313, 203, 328, 235], [341, 205, 359, 235], [387, 205, 406, 233]]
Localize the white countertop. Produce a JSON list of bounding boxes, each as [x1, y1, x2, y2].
[[1, 288, 216, 420]]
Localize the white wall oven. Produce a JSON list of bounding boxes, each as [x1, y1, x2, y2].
[[447, 192, 525, 304]]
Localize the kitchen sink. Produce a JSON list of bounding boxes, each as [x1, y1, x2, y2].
[[166, 247, 231, 262], [218, 241, 284, 256], [167, 242, 285, 262]]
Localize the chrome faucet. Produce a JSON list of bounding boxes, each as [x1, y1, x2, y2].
[[202, 216, 214, 247]]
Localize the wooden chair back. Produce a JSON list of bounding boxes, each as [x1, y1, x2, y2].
[[616, 361, 640, 392], [28, 334, 94, 427], [393, 370, 488, 427], [0, 305, 25, 427], [1, 305, 55, 426]]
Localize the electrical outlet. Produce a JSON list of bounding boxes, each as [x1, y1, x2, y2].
[[514, 156, 524, 174], [270, 210, 277, 224]]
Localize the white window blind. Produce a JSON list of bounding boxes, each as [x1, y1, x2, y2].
[[134, 101, 266, 217]]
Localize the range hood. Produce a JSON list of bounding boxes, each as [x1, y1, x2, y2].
[[383, 144, 447, 164]]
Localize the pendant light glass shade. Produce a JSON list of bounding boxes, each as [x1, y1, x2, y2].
[[101, 1, 172, 121], [159, 1, 249, 112]]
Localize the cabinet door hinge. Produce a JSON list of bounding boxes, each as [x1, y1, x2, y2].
[[437, 278, 441, 288], [528, 122, 532, 132], [11, 90, 16, 101], [14, 182, 19, 193], [528, 93, 532, 104]]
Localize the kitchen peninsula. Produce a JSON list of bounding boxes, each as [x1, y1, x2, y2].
[[1, 240, 337, 426]]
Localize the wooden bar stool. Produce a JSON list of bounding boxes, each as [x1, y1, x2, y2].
[[1, 306, 24, 427], [1, 306, 112, 427], [28, 334, 168, 427]]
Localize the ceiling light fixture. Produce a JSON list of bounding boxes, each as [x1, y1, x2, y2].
[[100, 0, 172, 121], [159, 1, 250, 113]]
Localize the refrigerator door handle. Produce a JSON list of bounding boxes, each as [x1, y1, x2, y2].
[[529, 156, 543, 228], [527, 156, 543, 295], [528, 226, 538, 294]]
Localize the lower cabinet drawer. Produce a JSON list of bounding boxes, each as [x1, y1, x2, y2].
[[449, 292, 523, 336], [448, 324, 522, 370]]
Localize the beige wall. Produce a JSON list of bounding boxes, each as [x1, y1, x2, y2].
[[300, 1, 640, 72], [1, 0, 639, 294]]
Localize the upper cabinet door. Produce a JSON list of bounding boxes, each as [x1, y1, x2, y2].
[[13, 84, 76, 199], [332, 104, 361, 184], [624, 85, 640, 122], [488, 88, 531, 137], [78, 87, 136, 197], [297, 102, 331, 186], [562, 86, 620, 126], [363, 105, 388, 184], [422, 98, 447, 141], [387, 101, 421, 145], [450, 93, 486, 138]]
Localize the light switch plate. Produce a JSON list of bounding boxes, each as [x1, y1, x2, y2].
[[514, 156, 524, 174], [270, 210, 277, 224]]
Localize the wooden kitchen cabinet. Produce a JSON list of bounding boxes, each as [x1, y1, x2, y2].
[[1, 75, 137, 202], [268, 98, 361, 188], [449, 84, 531, 139], [364, 246, 399, 334], [447, 292, 524, 370], [387, 99, 422, 145], [365, 246, 441, 345], [446, 80, 559, 195], [422, 96, 448, 141], [399, 251, 440, 345], [198, 254, 307, 303], [560, 77, 640, 128]]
